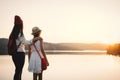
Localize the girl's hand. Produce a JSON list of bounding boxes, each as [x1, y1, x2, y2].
[[47, 63, 49, 66], [47, 62, 49, 66]]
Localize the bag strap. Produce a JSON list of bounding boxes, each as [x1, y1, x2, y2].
[[33, 43, 44, 59], [17, 41, 21, 49]]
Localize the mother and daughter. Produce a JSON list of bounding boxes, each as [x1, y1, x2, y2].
[[8, 15, 49, 80]]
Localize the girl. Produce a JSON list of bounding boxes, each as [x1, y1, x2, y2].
[[28, 27, 49, 80]]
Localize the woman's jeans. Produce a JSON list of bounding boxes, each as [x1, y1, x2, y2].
[[12, 52, 25, 80]]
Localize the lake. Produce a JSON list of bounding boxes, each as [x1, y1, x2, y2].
[[1, 51, 120, 80]]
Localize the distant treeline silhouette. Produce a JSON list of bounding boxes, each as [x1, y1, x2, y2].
[[0, 38, 108, 55], [107, 43, 120, 56]]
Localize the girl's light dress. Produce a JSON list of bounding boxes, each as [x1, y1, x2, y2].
[[28, 40, 42, 73]]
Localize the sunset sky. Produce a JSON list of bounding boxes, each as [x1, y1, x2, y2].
[[0, 0, 120, 44]]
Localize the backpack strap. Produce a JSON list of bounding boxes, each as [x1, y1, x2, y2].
[[17, 41, 22, 50]]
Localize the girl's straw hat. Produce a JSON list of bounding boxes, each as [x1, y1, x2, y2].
[[31, 27, 41, 35]]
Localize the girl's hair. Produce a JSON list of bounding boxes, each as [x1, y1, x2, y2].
[[10, 15, 24, 39]]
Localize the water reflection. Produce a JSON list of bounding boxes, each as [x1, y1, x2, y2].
[[45, 50, 106, 52], [1, 53, 120, 80]]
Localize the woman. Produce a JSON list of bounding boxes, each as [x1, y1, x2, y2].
[[9, 15, 27, 80], [28, 27, 49, 80]]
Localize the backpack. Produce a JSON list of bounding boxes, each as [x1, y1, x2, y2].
[[7, 35, 17, 55]]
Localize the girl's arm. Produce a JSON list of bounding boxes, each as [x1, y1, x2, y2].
[[40, 38, 49, 66]]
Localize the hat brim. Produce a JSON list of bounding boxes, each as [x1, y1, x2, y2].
[[31, 30, 40, 35]]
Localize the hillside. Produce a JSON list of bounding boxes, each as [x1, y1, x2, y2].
[[0, 38, 108, 55], [0, 38, 8, 55]]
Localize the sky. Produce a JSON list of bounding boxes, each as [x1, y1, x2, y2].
[[0, 0, 120, 44]]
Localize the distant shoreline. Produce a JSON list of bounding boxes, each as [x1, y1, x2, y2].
[[0, 50, 107, 55], [0, 38, 108, 55]]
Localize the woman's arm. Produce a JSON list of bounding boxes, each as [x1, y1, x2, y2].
[[28, 45, 31, 62], [21, 35, 32, 45]]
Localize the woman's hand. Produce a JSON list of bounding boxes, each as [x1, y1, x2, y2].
[[20, 43, 25, 52], [32, 37, 40, 43]]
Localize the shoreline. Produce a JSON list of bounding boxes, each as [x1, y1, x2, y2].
[[0, 50, 107, 55]]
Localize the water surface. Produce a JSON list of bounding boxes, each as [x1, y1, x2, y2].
[[0, 52, 120, 80]]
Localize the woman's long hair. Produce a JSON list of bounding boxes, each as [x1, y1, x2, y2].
[[10, 15, 24, 39]]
